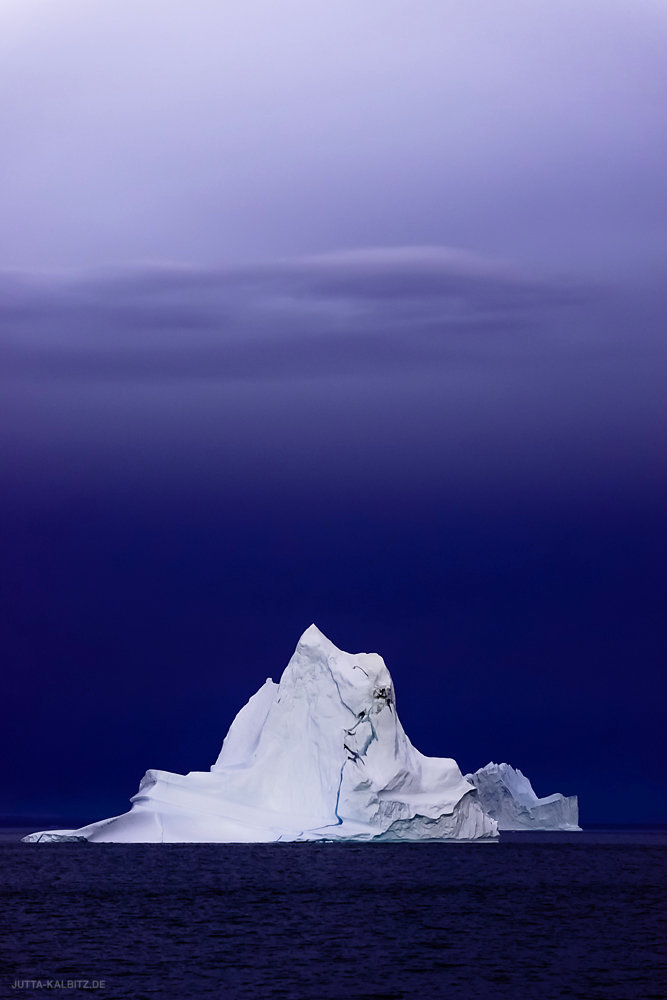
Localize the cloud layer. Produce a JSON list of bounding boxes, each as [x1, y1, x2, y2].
[[0, 247, 586, 381]]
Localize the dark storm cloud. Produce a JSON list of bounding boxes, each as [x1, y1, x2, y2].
[[0, 247, 587, 381]]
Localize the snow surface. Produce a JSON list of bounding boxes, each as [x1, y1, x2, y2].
[[24, 625, 498, 843], [465, 762, 580, 831]]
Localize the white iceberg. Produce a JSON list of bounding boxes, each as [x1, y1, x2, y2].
[[465, 762, 580, 831], [24, 625, 497, 843]]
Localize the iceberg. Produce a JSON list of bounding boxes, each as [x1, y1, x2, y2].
[[24, 625, 497, 843], [465, 762, 580, 831]]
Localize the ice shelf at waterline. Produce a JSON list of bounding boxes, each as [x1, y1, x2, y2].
[[24, 625, 498, 843], [465, 762, 580, 831]]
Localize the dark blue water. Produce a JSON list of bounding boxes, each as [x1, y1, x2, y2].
[[2, 829, 666, 1000]]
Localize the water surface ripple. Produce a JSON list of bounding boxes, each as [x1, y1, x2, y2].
[[2, 834, 666, 999]]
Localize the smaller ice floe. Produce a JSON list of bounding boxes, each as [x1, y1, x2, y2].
[[465, 762, 580, 831]]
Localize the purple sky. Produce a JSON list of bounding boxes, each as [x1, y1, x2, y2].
[[2, 0, 666, 275], [1, 3, 666, 822]]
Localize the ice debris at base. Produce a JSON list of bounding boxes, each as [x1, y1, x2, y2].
[[465, 761, 580, 831], [23, 625, 578, 844]]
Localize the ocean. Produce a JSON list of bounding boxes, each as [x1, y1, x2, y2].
[[1, 828, 666, 999]]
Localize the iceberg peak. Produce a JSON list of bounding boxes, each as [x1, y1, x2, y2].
[[297, 622, 330, 647]]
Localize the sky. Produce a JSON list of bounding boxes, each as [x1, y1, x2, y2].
[[1, 1, 666, 825]]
